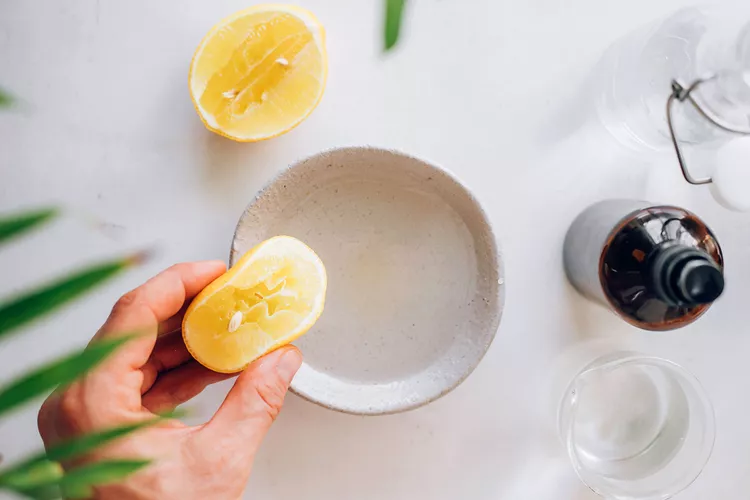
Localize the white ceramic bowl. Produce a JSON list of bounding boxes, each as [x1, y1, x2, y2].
[[230, 147, 504, 415]]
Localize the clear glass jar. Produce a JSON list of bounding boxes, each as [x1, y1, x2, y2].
[[558, 352, 715, 500], [596, 6, 750, 152]]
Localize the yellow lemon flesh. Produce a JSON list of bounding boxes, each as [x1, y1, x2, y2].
[[188, 4, 327, 142], [183, 236, 327, 373]]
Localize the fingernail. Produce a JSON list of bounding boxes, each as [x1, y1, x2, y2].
[[277, 348, 303, 386]]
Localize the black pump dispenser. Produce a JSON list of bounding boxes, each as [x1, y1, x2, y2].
[[649, 244, 725, 307]]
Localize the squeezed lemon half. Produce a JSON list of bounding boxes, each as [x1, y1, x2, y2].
[[183, 236, 327, 373], [188, 4, 327, 142]]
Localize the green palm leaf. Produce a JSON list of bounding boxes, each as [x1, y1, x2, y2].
[[0, 336, 132, 416], [0, 460, 150, 499], [0, 87, 12, 108], [15, 484, 61, 500], [44, 409, 182, 462], [0, 410, 182, 498], [46, 419, 159, 463], [0, 253, 147, 340], [4, 416, 163, 477], [384, 0, 407, 51], [0, 204, 153, 498], [60, 460, 150, 499], [0, 208, 58, 245], [0, 460, 63, 491]]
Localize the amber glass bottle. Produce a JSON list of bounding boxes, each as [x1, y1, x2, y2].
[[564, 200, 724, 331]]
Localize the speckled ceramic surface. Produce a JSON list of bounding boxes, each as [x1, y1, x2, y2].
[[230, 147, 504, 415]]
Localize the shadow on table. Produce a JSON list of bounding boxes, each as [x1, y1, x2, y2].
[[254, 393, 534, 499], [195, 127, 287, 211], [187, 373, 564, 499]]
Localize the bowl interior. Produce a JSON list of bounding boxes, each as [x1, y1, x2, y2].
[[231, 147, 503, 414]]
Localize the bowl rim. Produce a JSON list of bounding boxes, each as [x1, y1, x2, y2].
[[229, 145, 505, 415]]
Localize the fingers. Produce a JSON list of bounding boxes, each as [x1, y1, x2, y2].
[[157, 304, 190, 336], [141, 361, 233, 414], [140, 330, 194, 394], [94, 261, 226, 373], [38, 395, 62, 447], [197, 347, 302, 455], [100, 261, 226, 336]]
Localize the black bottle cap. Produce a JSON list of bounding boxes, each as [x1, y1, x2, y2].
[[649, 244, 725, 307]]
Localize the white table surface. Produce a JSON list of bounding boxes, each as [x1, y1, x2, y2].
[[1, 0, 749, 498]]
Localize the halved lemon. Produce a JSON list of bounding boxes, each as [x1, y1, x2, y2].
[[183, 236, 327, 373], [188, 5, 327, 142]]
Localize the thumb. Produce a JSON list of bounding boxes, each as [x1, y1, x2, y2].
[[199, 346, 302, 453]]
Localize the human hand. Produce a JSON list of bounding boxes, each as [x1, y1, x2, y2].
[[38, 262, 303, 499]]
